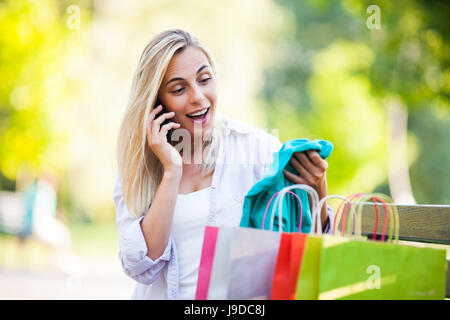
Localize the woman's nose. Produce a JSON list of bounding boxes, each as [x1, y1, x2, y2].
[[190, 84, 207, 106]]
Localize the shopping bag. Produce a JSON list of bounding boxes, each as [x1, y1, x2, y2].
[[295, 194, 447, 300], [318, 234, 447, 300], [199, 184, 319, 300], [206, 226, 282, 300], [320, 193, 446, 300], [295, 234, 323, 300], [271, 233, 307, 300], [196, 213, 282, 300], [269, 185, 311, 300], [195, 226, 219, 300], [294, 194, 355, 300]]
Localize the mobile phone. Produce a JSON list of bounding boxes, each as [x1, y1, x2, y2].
[[155, 99, 174, 141]]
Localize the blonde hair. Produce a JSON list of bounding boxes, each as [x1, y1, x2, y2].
[[117, 29, 224, 218]]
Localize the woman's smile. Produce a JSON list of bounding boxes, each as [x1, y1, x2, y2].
[[186, 106, 210, 124]]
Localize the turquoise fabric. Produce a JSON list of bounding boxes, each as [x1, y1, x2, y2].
[[240, 139, 333, 233]]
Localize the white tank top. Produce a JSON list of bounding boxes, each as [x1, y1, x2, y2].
[[172, 187, 211, 300]]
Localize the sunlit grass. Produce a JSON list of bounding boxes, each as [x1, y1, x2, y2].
[[0, 233, 50, 271]]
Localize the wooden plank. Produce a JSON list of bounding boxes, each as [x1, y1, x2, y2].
[[342, 203, 450, 244]]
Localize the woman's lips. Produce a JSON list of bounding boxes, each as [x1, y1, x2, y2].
[[186, 107, 210, 124]]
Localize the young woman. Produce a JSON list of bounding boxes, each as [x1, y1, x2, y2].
[[113, 29, 332, 300]]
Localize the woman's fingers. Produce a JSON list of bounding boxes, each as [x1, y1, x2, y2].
[[284, 169, 307, 184], [147, 105, 162, 135], [287, 151, 329, 188], [293, 151, 328, 177], [290, 154, 316, 184], [148, 105, 163, 124], [160, 122, 180, 137], [150, 104, 162, 116], [294, 152, 317, 176], [153, 111, 175, 127], [152, 112, 175, 136], [306, 150, 328, 171], [286, 151, 329, 203]]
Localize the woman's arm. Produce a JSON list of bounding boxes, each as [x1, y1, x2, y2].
[[141, 104, 183, 260], [140, 170, 181, 260], [114, 105, 183, 284], [114, 173, 172, 285]]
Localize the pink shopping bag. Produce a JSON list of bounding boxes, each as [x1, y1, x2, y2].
[[195, 225, 219, 300], [195, 188, 309, 300]]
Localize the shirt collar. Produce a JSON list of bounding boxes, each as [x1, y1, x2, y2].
[[219, 114, 252, 135]]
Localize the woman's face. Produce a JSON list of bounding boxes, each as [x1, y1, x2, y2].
[[158, 46, 217, 139]]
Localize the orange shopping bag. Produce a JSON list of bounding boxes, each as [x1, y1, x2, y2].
[[267, 185, 312, 300], [270, 232, 307, 299]]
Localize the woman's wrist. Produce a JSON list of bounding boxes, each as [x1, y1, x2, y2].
[[163, 168, 182, 183]]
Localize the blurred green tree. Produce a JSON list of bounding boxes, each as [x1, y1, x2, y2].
[[0, 0, 91, 190], [260, 0, 449, 204]]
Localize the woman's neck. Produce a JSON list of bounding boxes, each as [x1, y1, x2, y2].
[[176, 137, 207, 165]]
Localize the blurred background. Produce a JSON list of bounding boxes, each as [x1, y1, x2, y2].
[[0, 0, 448, 299]]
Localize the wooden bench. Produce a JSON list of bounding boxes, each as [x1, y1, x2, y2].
[[357, 203, 450, 298]]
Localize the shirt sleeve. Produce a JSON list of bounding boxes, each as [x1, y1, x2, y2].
[[113, 171, 172, 285], [256, 130, 283, 179]]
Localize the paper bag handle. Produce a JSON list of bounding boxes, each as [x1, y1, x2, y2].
[[262, 191, 303, 232], [315, 195, 358, 237], [354, 193, 399, 243], [334, 193, 363, 234], [335, 193, 386, 239], [336, 193, 399, 243], [269, 184, 319, 234], [334, 193, 384, 239]]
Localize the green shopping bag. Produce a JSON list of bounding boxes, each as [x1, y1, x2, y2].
[[295, 195, 356, 300], [318, 235, 446, 300], [294, 235, 323, 300], [295, 194, 447, 300]]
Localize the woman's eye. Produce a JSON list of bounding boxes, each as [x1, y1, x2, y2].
[[172, 88, 184, 94], [200, 77, 211, 83]]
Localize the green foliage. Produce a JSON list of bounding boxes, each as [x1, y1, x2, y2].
[[0, 0, 90, 181], [261, 0, 450, 201], [1, 0, 448, 223]]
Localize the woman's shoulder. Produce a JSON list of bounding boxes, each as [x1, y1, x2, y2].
[[218, 114, 282, 166], [219, 114, 281, 146]]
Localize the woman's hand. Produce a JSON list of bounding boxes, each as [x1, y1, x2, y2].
[[147, 105, 182, 175], [283, 150, 328, 198], [283, 150, 329, 229]]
